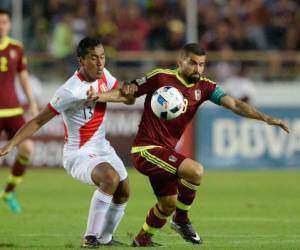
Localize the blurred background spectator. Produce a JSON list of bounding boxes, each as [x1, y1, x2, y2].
[[221, 64, 257, 104]]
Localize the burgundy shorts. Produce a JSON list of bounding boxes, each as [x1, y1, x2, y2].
[[0, 115, 25, 139], [131, 146, 186, 197]]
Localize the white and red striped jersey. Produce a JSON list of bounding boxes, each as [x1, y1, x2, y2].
[[48, 68, 119, 155]]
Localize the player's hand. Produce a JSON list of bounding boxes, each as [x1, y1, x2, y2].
[[29, 100, 39, 117], [265, 117, 290, 133], [0, 143, 13, 157], [121, 82, 138, 96], [86, 86, 100, 102]]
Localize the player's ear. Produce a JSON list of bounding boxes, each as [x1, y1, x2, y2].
[[77, 56, 83, 66], [177, 58, 182, 68]]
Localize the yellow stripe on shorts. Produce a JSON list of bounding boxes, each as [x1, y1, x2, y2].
[[141, 150, 176, 174], [131, 145, 160, 153], [0, 107, 23, 117]]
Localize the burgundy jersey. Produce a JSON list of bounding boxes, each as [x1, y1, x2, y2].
[[0, 37, 27, 109], [133, 68, 226, 150]]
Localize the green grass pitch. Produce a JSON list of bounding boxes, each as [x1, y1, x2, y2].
[[0, 167, 300, 249]]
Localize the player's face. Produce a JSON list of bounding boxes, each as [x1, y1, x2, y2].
[[80, 45, 105, 81], [178, 53, 206, 83], [0, 14, 11, 38]]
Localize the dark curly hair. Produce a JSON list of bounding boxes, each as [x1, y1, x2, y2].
[[76, 37, 103, 58]]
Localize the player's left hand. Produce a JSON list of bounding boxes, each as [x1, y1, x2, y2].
[[86, 86, 100, 102], [265, 117, 290, 133], [29, 100, 39, 117]]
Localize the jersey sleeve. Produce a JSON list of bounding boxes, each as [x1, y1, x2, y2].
[[104, 68, 119, 90], [133, 74, 158, 97], [209, 86, 227, 105], [48, 88, 78, 114]]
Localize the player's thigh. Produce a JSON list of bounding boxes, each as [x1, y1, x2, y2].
[[177, 158, 204, 185], [64, 148, 126, 186], [4, 115, 25, 139], [131, 147, 186, 196]]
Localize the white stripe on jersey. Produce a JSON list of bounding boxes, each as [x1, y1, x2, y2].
[[48, 68, 119, 154]]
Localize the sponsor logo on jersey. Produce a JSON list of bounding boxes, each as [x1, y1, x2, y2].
[[194, 89, 201, 100], [168, 155, 178, 163]]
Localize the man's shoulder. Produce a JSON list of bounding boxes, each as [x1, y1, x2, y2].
[[8, 37, 24, 49], [199, 76, 216, 85], [146, 68, 177, 79], [59, 75, 83, 96]]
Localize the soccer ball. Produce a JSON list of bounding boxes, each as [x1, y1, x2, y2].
[[151, 86, 184, 120]]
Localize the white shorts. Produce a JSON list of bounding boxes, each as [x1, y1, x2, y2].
[[63, 146, 128, 185]]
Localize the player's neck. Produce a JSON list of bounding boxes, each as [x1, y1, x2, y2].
[[177, 69, 189, 82], [0, 36, 8, 44], [78, 69, 96, 82]]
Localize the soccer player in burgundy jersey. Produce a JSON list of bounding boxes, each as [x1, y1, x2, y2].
[[121, 43, 289, 246], [0, 9, 38, 213]]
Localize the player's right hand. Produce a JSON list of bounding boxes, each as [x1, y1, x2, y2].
[[0, 144, 13, 157]]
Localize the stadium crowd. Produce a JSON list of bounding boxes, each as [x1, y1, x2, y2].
[[0, 0, 299, 81], [15, 0, 300, 55]]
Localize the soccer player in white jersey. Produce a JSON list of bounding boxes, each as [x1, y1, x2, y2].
[[0, 37, 134, 248]]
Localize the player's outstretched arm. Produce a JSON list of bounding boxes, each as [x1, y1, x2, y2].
[[220, 95, 290, 133], [86, 86, 135, 104], [0, 107, 56, 157]]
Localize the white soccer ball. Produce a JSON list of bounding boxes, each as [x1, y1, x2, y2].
[[151, 86, 184, 120]]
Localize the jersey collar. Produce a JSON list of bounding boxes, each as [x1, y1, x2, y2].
[[76, 71, 87, 82], [0, 36, 10, 50], [175, 69, 195, 88]]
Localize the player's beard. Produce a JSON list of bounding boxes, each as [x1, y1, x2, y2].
[[187, 73, 200, 83]]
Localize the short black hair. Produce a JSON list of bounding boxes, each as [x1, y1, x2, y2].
[[181, 43, 206, 57], [0, 9, 11, 18], [76, 37, 103, 58]]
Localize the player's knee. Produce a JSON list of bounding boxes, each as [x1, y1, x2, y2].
[[93, 167, 120, 190], [103, 171, 120, 188], [18, 140, 34, 157], [190, 162, 204, 184]]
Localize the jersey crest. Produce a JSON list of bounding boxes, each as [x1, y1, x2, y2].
[[194, 89, 201, 100]]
